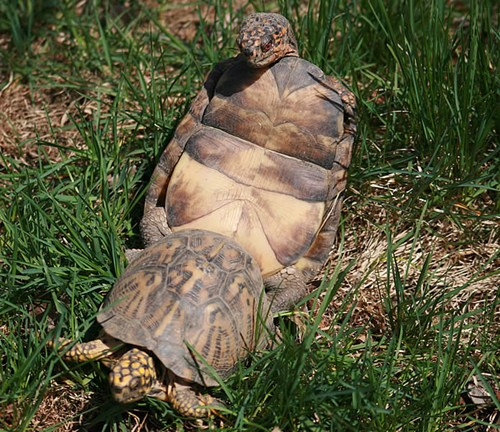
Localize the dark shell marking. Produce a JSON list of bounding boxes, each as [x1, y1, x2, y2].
[[203, 57, 346, 170]]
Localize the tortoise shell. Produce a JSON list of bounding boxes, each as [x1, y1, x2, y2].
[[163, 56, 353, 277], [141, 13, 356, 308], [97, 229, 270, 387]]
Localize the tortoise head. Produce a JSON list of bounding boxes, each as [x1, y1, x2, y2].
[[109, 348, 157, 403], [237, 13, 298, 68]]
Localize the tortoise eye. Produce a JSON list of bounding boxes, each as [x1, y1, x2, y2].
[[261, 41, 273, 52]]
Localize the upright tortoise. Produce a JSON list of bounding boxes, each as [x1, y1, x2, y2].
[[55, 229, 272, 417], [141, 12, 357, 312]]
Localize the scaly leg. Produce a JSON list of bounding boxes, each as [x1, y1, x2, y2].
[[140, 207, 172, 247], [166, 371, 223, 418], [264, 265, 311, 314]]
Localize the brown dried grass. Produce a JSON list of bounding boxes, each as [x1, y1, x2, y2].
[[29, 383, 91, 432], [0, 76, 83, 165], [319, 189, 499, 337]]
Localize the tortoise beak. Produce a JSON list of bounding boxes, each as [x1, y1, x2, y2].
[[241, 46, 254, 57]]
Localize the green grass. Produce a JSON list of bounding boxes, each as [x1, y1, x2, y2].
[[0, 0, 499, 430]]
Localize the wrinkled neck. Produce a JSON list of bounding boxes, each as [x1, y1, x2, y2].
[[285, 48, 299, 58]]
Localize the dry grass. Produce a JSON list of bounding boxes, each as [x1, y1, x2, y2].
[[0, 76, 83, 164], [29, 383, 92, 432], [0, 0, 254, 171], [310, 195, 499, 344]]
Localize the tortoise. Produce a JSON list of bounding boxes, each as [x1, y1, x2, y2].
[[141, 12, 357, 312], [55, 229, 272, 417]]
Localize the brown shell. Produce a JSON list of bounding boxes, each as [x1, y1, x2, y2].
[[97, 230, 270, 386], [164, 56, 355, 276]]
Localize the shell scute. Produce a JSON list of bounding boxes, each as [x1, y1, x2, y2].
[[203, 57, 345, 170]]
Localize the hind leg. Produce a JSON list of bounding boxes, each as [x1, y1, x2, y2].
[[166, 372, 224, 418], [140, 207, 172, 246], [264, 266, 312, 314]]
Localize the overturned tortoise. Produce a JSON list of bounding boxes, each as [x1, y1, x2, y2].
[[141, 12, 357, 311], [55, 229, 272, 417]]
